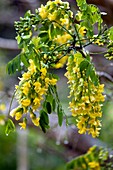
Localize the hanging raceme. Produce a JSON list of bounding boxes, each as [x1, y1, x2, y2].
[[6, 0, 113, 137], [65, 51, 105, 138]]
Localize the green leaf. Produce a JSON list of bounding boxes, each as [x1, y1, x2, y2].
[[52, 99, 56, 112], [39, 31, 49, 42], [39, 110, 49, 133], [76, 0, 87, 10], [108, 27, 113, 41], [48, 24, 54, 40], [39, 31, 48, 38], [5, 119, 15, 136], [86, 63, 91, 77], [80, 60, 89, 72], [57, 105, 63, 126], [21, 53, 29, 67], [6, 54, 21, 75], [46, 102, 52, 114], [16, 34, 21, 44], [24, 10, 31, 18], [46, 94, 54, 103], [21, 34, 31, 40]]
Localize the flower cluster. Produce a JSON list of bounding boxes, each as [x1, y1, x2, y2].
[[65, 52, 105, 138], [10, 59, 57, 129], [38, 0, 73, 29], [39, 0, 73, 23]]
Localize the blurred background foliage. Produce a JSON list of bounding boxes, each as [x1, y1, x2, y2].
[[1, 0, 113, 170]]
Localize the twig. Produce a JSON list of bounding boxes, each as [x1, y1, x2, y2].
[[97, 71, 113, 82]]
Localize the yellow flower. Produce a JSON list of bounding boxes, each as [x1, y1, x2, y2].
[[41, 67, 47, 77], [94, 39, 104, 46], [50, 78, 57, 85], [22, 72, 31, 80], [10, 107, 18, 117], [89, 119, 101, 127], [78, 127, 87, 134], [39, 4, 48, 19], [55, 33, 72, 44], [88, 127, 100, 138], [55, 56, 68, 69], [76, 11, 82, 21], [21, 82, 31, 95], [45, 77, 50, 84], [39, 87, 47, 95], [0, 119, 5, 125], [15, 111, 23, 120], [48, 11, 57, 21], [32, 117, 40, 126], [33, 97, 40, 106], [60, 18, 69, 25], [15, 85, 19, 89], [88, 161, 100, 170], [34, 81, 41, 93], [19, 121, 26, 129], [28, 59, 36, 74], [82, 96, 90, 103], [79, 26, 87, 36], [0, 103, 6, 111], [10, 107, 23, 120], [21, 98, 31, 107], [54, 0, 62, 4]]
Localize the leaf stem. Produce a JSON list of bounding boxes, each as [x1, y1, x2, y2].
[[7, 91, 16, 117]]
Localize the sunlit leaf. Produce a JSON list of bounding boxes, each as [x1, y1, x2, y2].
[[5, 119, 15, 136], [57, 105, 63, 126]]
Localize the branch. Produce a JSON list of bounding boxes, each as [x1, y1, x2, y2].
[[97, 71, 113, 82], [0, 37, 19, 50]]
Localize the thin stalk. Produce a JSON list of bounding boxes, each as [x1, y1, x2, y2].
[[74, 24, 82, 48], [51, 42, 71, 54], [90, 51, 107, 55], [8, 91, 16, 117]]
